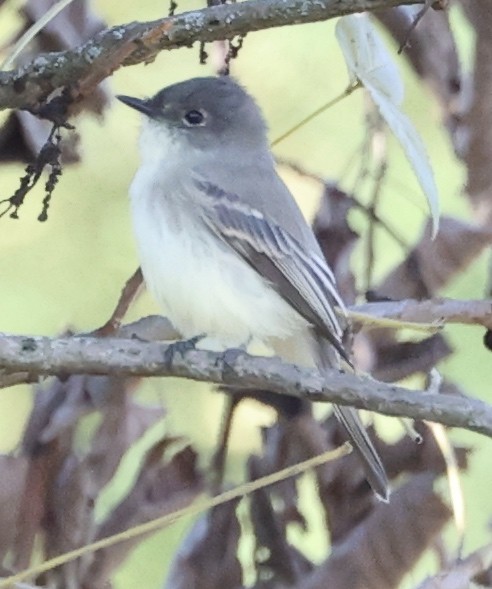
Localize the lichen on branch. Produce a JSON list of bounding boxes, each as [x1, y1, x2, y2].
[[0, 0, 424, 113]]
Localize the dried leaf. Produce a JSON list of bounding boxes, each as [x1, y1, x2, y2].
[[12, 370, 168, 587], [371, 333, 452, 382], [0, 0, 108, 163], [254, 414, 334, 530], [417, 542, 492, 589], [36, 375, 140, 444], [336, 14, 404, 102], [374, 217, 492, 300], [0, 455, 28, 561], [475, 563, 492, 587], [41, 395, 167, 579], [381, 419, 470, 480], [461, 0, 492, 213], [0, 110, 80, 164], [83, 441, 203, 587], [23, 0, 105, 54], [359, 216, 491, 379], [249, 455, 313, 585], [13, 381, 81, 570], [165, 501, 243, 589], [300, 474, 451, 589], [12, 439, 71, 570], [85, 396, 165, 493], [43, 453, 95, 587], [312, 183, 359, 305], [318, 417, 468, 544], [246, 413, 382, 579], [318, 415, 389, 543]]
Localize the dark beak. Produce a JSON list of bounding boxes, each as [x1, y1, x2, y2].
[[117, 95, 156, 117]]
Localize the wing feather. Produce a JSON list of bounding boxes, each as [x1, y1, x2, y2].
[[194, 180, 389, 499], [195, 179, 348, 360]]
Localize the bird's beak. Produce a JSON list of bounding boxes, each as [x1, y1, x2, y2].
[[117, 95, 156, 118]]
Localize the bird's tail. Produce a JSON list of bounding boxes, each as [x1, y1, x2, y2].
[[313, 335, 390, 501], [332, 404, 389, 502]]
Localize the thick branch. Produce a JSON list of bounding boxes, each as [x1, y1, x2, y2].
[[0, 0, 424, 112], [0, 334, 491, 438]]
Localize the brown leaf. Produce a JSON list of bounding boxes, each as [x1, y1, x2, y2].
[[41, 395, 167, 582], [249, 455, 313, 585], [0, 110, 80, 164], [317, 415, 390, 543], [43, 453, 96, 587], [14, 381, 81, 570], [253, 414, 335, 531], [47, 408, 179, 588], [0, 0, 109, 163], [374, 217, 492, 300], [475, 564, 492, 586], [318, 417, 468, 544], [299, 474, 452, 589], [461, 0, 492, 215], [12, 438, 71, 571], [5, 331, 168, 583], [23, 0, 105, 54], [85, 395, 165, 493], [381, 419, 470, 480], [33, 375, 140, 445], [417, 542, 492, 589], [313, 183, 359, 305], [371, 333, 453, 382], [361, 216, 492, 379], [14, 373, 165, 587], [247, 413, 384, 579], [165, 501, 243, 589], [0, 455, 28, 562], [82, 440, 203, 588]]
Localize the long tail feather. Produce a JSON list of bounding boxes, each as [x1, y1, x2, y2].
[[333, 404, 390, 502]]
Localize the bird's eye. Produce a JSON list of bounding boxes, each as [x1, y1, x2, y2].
[[183, 109, 205, 126]]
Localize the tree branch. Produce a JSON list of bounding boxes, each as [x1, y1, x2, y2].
[[0, 0, 424, 113], [351, 297, 492, 330], [0, 333, 491, 438]]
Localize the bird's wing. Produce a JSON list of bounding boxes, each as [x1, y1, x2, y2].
[[195, 179, 389, 501], [194, 179, 349, 360]]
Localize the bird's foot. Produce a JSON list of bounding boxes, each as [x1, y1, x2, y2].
[[163, 334, 205, 367], [222, 347, 246, 365]]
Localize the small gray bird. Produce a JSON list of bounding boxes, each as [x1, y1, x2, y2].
[[118, 76, 389, 501]]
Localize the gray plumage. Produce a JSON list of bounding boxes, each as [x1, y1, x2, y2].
[[118, 76, 389, 501]]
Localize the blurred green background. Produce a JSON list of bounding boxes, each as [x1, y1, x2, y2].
[[0, 2, 489, 587]]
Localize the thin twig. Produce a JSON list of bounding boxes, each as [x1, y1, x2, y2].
[[351, 298, 492, 330], [94, 267, 143, 336], [365, 120, 388, 291], [271, 83, 360, 147]]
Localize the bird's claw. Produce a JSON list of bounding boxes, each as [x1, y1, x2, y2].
[[163, 334, 205, 367]]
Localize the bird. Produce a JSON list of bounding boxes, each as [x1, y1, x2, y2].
[[118, 76, 389, 501]]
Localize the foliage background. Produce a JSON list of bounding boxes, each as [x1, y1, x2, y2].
[[0, 2, 489, 587]]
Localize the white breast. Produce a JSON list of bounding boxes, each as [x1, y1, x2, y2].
[[129, 137, 307, 349]]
